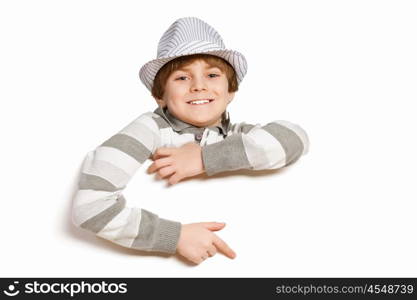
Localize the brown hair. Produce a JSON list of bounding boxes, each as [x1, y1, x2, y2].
[[151, 54, 238, 99]]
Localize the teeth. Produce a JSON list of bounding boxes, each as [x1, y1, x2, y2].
[[189, 99, 211, 105]]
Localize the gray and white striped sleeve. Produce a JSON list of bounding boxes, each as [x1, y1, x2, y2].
[[202, 120, 309, 176], [71, 112, 181, 254]]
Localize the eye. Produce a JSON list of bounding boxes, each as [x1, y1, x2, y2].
[[175, 76, 188, 81], [208, 73, 220, 78]]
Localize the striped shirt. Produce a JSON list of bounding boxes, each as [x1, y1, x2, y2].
[[72, 106, 309, 254]]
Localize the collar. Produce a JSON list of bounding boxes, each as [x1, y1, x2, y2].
[[153, 106, 231, 135]]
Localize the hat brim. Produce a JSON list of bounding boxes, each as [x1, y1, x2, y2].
[[139, 49, 247, 92]]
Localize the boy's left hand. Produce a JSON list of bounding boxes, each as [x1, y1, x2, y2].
[[147, 142, 205, 185]]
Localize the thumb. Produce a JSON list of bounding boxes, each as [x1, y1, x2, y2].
[[201, 222, 226, 231]]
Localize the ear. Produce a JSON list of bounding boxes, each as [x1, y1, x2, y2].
[[227, 92, 235, 104], [154, 97, 167, 108]]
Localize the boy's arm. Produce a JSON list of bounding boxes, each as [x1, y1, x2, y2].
[[71, 113, 181, 254], [202, 120, 309, 176]]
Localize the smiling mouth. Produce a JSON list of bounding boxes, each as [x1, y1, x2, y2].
[[186, 99, 214, 105]]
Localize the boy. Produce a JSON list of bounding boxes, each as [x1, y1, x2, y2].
[[71, 17, 309, 265]]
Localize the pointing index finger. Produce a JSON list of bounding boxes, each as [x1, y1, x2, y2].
[[212, 235, 236, 259]]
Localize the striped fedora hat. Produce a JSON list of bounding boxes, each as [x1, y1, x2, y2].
[[139, 17, 248, 92]]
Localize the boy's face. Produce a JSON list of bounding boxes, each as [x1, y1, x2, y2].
[[155, 59, 235, 128]]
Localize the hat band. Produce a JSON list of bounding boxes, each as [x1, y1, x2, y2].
[[161, 41, 224, 58]]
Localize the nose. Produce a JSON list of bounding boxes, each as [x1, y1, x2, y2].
[[190, 77, 207, 92]]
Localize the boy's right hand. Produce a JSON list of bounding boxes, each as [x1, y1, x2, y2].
[[176, 222, 236, 265]]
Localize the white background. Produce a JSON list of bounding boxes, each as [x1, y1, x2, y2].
[[1, 0, 416, 277]]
